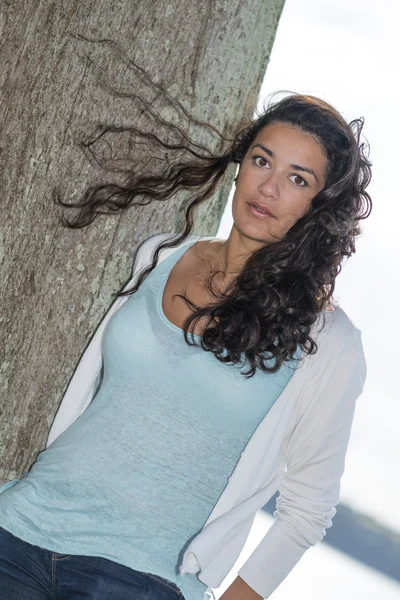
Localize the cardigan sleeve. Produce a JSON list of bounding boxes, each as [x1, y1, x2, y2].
[[46, 233, 167, 447], [238, 327, 367, 598]]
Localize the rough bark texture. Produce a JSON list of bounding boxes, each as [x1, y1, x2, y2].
[[0, 0, 285, 482]]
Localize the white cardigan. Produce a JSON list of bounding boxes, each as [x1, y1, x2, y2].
[[47, 233, 367, 599]]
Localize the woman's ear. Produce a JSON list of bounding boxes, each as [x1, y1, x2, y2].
[[233, 164, 241, 185]]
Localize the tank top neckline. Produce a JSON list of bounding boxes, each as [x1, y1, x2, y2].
[[156, 236, 223, 341]]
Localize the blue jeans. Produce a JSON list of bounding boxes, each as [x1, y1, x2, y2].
[[0, 526, 185, 599]]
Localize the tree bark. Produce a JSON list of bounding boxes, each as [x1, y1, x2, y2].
[[0, 0, 285, 482]]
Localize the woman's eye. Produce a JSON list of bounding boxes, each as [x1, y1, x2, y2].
[[289, 174, 307, 187], [253, 155, 270, 168]]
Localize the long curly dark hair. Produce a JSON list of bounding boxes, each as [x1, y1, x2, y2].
[[59, 92, 372, 378]]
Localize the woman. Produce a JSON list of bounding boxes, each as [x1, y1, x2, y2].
[[0, 93, 371, 600]]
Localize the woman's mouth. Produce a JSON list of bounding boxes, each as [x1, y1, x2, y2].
[[247, 202, 275, 219]]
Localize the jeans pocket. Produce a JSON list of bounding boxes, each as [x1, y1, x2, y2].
[[141, 572, 184, 597]]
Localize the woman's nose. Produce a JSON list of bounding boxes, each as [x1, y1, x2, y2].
[[257, 171, 280, 199]]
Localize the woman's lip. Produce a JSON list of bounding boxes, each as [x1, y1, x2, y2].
[[247, 202, 275, 218]]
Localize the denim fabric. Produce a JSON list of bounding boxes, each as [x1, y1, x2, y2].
[[0, 527, 185, 599]]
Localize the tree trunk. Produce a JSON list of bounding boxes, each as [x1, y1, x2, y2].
[[0, 0, 285, 482]]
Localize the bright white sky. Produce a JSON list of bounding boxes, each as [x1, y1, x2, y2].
[[216, 0, 400, 596]]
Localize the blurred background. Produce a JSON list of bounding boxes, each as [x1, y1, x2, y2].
[[1, 1, 398, 597], [215, 0, 400, 597]]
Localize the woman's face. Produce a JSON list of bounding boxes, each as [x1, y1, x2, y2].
[[231, 121, 328, 245]]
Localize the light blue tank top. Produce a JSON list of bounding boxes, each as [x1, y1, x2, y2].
[[0, 239, 298, 600]]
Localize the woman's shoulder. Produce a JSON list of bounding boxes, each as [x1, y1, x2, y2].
[[135, 231, 177, 256], [321, 304, 361, 335], [135, 232, 203, 260], [312, 304, 365, 363], [133, 232, 219, 274], [294, 305, 367, 397]]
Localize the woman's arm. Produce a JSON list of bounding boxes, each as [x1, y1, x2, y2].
[[231, 327, 367, 599], [220, 576, 263, 600]]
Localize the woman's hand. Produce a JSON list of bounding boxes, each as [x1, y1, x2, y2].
[[219, 576, 263, 600]]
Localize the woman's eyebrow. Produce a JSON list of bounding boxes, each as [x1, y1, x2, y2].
[[252, 143, 319, 183], [252, 143, 274, 158], [290, 163, 319, 183]]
